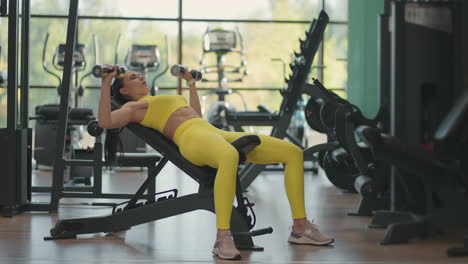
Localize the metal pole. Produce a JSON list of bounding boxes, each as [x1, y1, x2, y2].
[[74, 24, 79, 107], [177, 0, 183, 95], [378, 14, 389, 133], [318, 0, 325, 81], [20, 0, 30, 129], [7, 0, 19, 131], [50, 0, 79, 212], [389, 1, 403, 212]]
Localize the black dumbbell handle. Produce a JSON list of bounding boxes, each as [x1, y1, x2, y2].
[[92, 65, 126, 78]]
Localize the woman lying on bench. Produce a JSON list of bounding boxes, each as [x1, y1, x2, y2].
[[98, 65, 334, 260]]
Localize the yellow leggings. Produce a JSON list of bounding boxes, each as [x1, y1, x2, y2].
[[173, 118, 306, 229]]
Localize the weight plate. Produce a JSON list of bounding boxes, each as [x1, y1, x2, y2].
[[305, 97, 325, 133], [321, 151, 358, 193], [319, 101, 337, 132]]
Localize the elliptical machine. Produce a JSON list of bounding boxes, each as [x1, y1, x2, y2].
[[42, 33, 94, 106], [198, 27, 249, 131], [33, 33, 97, 184], [118, 34, 170, 95], [113, 34, 170, 154]]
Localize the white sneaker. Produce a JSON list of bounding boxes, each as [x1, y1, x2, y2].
[[288, 220, 334, 246], [212, 230, 242, 260]]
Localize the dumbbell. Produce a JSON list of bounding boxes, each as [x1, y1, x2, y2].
[[170, 64, 203, 81], [87, 120, 103, 137], [92, 65, 126, 78]]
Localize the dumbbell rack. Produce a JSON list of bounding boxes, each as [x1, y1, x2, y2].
[[228, 10, 329, 189], [303, 77, 390, 216]]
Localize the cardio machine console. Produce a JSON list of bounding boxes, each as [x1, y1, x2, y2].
[[129, 44, 160, 68], [56, 44, 86, 67], [203, 30, 237, 53]]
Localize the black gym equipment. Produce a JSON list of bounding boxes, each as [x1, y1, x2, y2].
[[0, 0, 50, 216], [0, 0, 191, 216], [302, 78, 390, 216], [364, 0, 464, 234], [271, 58, 310, 147], [35, 0, 162, 212], [0, 0, 7, 16], [33, 32, 98, 185], [357, 89, 468, 253], [198, 27, 249, 131], [31, 105, 94, 168], [347, 0, 468, 254], [46, 98, 274, 250], [227, 10, 329, 189]]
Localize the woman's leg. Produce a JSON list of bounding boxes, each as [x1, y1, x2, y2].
[[221, 131, 333, 245], [176, 122, 243, 259], [176, 124, 240, 230], [220, 131, 306, 220]]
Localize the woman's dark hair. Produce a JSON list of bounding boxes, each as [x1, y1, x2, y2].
[[111, 77, 130, 105], [105, 77, 130, 163]]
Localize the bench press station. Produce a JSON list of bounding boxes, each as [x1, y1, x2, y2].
[[46, 106, 273, 250]]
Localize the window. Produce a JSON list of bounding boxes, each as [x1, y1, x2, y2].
[[0, 0, 349, 130]]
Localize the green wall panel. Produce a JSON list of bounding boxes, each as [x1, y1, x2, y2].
[[347, 0, 384, 118]]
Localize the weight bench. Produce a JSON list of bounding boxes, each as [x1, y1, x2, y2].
[[32, 104, 96, 187], [32, 104, 95, 169], [46, 121, 273, 250]]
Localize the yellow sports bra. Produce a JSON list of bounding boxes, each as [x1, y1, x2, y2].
[[138, 95, 190, 133]]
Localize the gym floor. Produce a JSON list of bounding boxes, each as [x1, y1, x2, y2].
[[1, 162, 467, 264]]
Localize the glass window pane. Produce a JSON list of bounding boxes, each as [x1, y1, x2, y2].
[[77, 20, 178, 90], [31, 0, 69, 15], [29, 88, 61, 118], [30, 18, 68, 87], [32, 0, 179, 18], [182, 22, 311, 91], [28, 88, 58, 144], [79, 0, 178, 18], [79, 88, 99, 115], [183, 0, 322, 21], [323, 24, 347, 97], [325, 0, 349, 22], [194, 89, 282, 134], [198, 89, 283, 114]]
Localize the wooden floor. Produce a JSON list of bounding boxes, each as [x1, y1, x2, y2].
[[1, 163, 468, 264]]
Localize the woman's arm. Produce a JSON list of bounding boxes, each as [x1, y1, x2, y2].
[[182, 68, 203, 117], [188, 83, 202, 117], [98, 66, 133, 129]]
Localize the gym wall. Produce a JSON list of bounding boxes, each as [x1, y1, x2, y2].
[[347, 0, 384, 118]]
